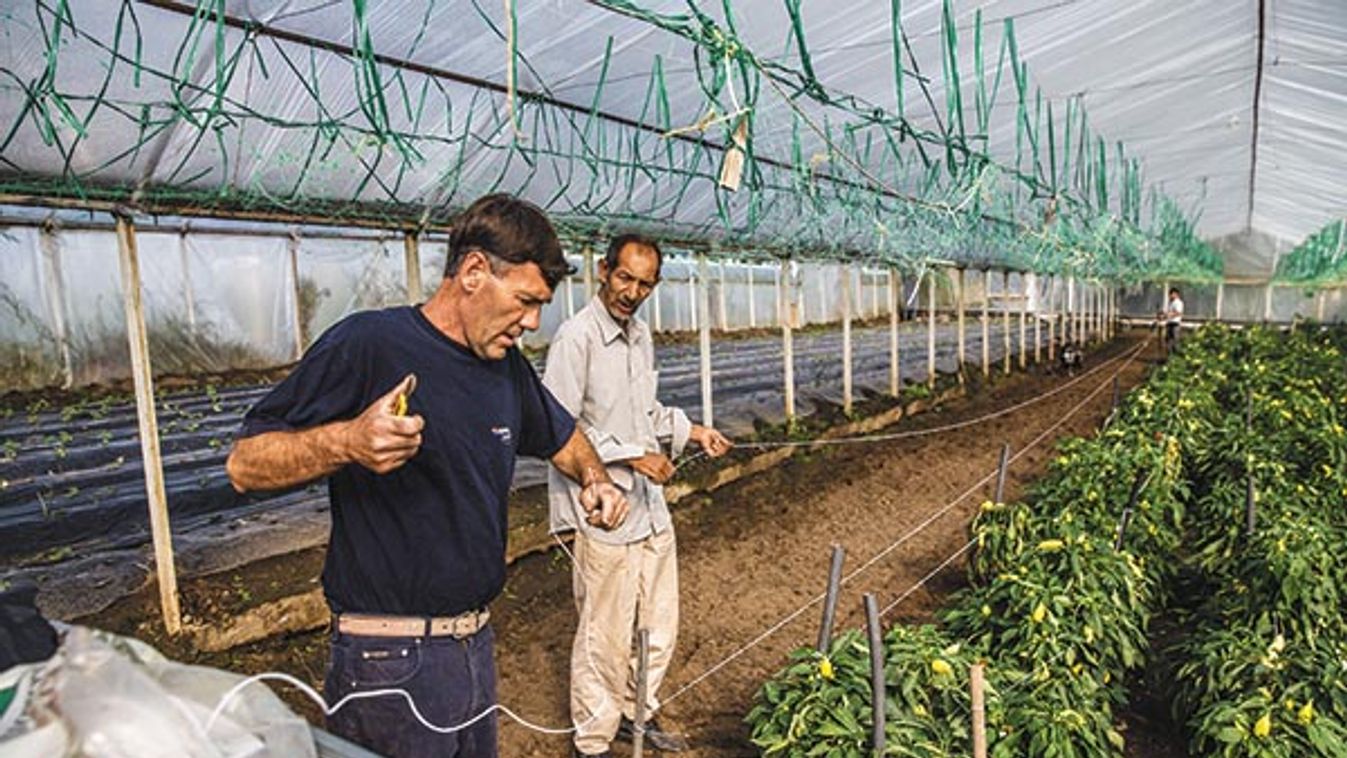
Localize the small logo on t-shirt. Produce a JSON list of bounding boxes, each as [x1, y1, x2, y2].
[[491, 426, 513, 445]]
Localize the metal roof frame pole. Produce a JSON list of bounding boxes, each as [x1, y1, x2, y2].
[[288, 232, 304, 361], [956, 268, 967, 378], [38, 225, 74, 388], [926, 270, 937, 388], [698, 253, 714, 428], [1001, 271, 1012, 376], [115, 214, 182, 635], [403, 231, 423, 304], [842, 262, 854, 415], [981, 269, 991, 379], [782, 260, 797, 423], [890, 268, 901, 396]]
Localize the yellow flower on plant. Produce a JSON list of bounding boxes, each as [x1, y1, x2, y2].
[[819, 657, 834, 680]]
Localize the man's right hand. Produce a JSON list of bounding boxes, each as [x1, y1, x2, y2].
[[629, 452, 675, 485], [343, 374, 424, 474]]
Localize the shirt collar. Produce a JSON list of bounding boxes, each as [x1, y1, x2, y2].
[[589, 295, 632, 345]]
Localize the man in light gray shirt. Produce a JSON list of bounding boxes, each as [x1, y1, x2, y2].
[[544, 234, 732, 757]]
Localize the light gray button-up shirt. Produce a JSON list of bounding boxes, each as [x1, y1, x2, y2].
[[543, 296, 692, 544]]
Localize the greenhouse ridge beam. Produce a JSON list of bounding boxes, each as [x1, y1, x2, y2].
[[1246, 0, 1267, 234]]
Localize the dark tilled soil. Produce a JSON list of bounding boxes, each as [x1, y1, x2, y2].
[[80, 333, 1188, 757]]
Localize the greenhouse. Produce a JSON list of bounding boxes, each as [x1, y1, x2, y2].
[[0, 0, 1344, 756]]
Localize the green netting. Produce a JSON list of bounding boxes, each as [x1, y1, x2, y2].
[[1275, 218, 1347, 287], [0, 0, 1224, 281]]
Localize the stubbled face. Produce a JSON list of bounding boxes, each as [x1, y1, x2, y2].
[[459, 251, 553, 360], [598, 243, 661, 323]]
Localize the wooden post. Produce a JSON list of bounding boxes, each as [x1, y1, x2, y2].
[[688, 266, 698, 331], [288, 232, 304, 361], [970, 663, 987, 758], [565, 265, 577, 319], [403, 230, 423, 304], [818, 545, 846, 651], [697, 253, 713, 427], [927, 269, 937, 388], [889, 268, 901, 396], [782, 261, 797, 422], [1018, 273, 1028, 369], [38, 226, 74, 388], [747, 263, 756, 328], [842, 262, 854, 415], [583, 244, 595, 300], [115, 215, 182, 635], [864, 594, 886, 757], [956, 268, 967, 377], [1001, 271, 1011, 375], [718, 260, 729, 332], [1215, 281, 1225, 321], [1033, 273, 1042, 363], [1048, 285, 1057, 362], [633, 628, 650, 758], [980, 269, 991, 379]]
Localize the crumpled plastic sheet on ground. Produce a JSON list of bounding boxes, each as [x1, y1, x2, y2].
[[0, 625, 315, 758]]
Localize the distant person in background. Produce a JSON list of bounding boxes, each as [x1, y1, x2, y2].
[[225, 194, 628, 758], [545, 233, 733, 758], [1163, 287, 1184, 353]]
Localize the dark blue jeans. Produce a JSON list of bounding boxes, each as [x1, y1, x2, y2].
[[324, 625, 498, 758]]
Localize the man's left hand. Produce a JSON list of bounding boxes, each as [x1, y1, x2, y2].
[[692, 425, 733, 458]]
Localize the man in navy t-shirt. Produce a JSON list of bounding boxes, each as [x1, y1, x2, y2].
[[226, 194, 628, 758]]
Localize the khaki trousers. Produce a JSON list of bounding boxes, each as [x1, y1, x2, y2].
[[570, 528, 679, 755]]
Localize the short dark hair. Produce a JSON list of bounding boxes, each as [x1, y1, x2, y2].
[[1169, 288, 1181, 297], [446, 194, 572, 289], [604, 233, 663, 270]]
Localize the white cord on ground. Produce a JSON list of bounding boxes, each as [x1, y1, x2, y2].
[[878, 537, 979, 618]]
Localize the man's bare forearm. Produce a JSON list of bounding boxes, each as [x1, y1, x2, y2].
[[226, 422, 352, 493], [551, 427, 612, 486]]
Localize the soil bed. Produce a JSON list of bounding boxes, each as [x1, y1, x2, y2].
[[81, 333, 1187, 756]]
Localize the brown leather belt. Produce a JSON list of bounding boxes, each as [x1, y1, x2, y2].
[[336, 609, 490, 639]]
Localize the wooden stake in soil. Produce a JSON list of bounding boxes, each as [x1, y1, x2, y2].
[[1048, 276, 1057, 362], [863, 594, 886, 757], [1115, 470, 1152, 551], [970, 663, 987, 758], [115, 214, 182, 635], [633, 628, 650, 758], [817, 545, 846, 652], [1018, 273, 1028, 369], [994, 442, 1011, 504]]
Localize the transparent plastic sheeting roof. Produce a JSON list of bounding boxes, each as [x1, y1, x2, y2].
[[0, 1, 1343, 279]]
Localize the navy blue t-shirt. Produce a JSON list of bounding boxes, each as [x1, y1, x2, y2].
[[238, 306, 575, 616]]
